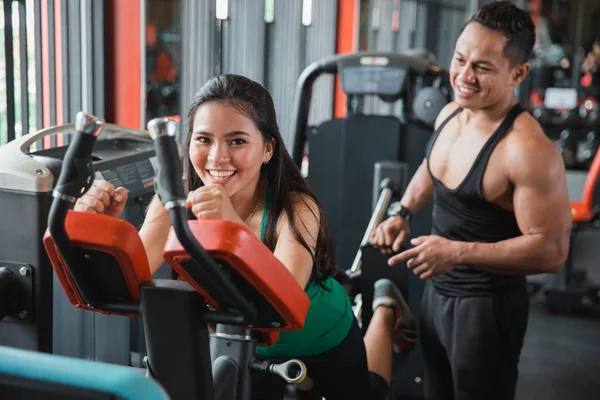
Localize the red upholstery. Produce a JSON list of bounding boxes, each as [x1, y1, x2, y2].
[[43, 211, 151, 317], [163, 220, 310, 347], [571, 202, 595, 222], [44, 212, 310, 347], [571, 146, 600, 223]]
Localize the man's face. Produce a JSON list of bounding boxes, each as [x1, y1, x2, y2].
[[450, 22, 528, 111]]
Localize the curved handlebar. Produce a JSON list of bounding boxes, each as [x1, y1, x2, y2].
[[48, 111, 105, 309], [147, 118, 258, 325], [290, 51, 445, 166]]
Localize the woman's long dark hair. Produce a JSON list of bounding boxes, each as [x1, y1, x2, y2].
[[181, 74, 338, 286]]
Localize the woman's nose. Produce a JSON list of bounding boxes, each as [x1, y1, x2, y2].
[[207, 143, 230, 163]]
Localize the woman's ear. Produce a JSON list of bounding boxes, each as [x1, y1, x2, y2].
[[264, 138, 275, 164]]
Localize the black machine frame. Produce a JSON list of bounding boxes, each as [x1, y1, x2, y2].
[[291, 51, 451, 166]]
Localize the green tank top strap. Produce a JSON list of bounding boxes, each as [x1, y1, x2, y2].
[[259, 186, 270, 240]]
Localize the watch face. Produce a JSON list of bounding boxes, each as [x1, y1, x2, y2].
[[387, 202, 402, 216]]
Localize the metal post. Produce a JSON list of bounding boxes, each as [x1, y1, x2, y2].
[[210, 325, 256, 400], [34, 0, 43, 146], [18, 0, 30, 138], [4, 0, 16, 143], [142, 280, 215, 400]]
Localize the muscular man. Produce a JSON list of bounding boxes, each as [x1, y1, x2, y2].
[[370, 2, 571, 399]]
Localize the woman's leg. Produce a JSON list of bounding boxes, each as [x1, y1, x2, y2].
[[285, 279, 411, 400], [305, 280, 406, 400], [302, 319, 375, 400], [363, 306, 395, 383], [365, 278, 417, 386]]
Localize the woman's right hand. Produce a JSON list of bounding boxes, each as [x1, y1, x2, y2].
[[74, 180, 128, 218], [369, 216, 411, 254]]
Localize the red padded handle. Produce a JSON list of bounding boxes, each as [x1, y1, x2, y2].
[[43, 211, 151, 317], [163, 220, 310, 333]]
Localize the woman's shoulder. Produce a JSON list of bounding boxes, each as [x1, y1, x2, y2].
[[273, 191, 321, 234], [290, 191, 318, 207], [284, 192, 321, 221]]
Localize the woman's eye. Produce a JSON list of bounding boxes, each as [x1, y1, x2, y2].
[[230, 138, 247, 146], [195, 136, 211, 144]]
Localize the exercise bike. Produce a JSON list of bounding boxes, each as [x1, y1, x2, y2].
[[43, 112, 311, 400]]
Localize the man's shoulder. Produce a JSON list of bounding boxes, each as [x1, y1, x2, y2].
[[505, 110, 554, 153], [434, 101, 461, 130], [503, 111, 563, 179]]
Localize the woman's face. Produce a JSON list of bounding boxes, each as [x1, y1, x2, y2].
[[189, 102, 273, 198]]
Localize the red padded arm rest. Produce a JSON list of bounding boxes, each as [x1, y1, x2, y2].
[[163, 220, 310, 341], [43, 211, 151, 317], [571, 147, 600, 223]]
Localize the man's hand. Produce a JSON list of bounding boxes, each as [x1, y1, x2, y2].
[[389, 235, 458, 280], [186, 184, 244, 223], [369, 216, 411, 254]]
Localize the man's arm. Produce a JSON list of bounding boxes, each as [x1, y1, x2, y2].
[[454, 123, 572, 274], [370, 102, 458, 252], [397, 159, 434, 214]]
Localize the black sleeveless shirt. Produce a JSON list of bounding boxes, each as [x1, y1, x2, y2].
[[425, 103, 526, 296]]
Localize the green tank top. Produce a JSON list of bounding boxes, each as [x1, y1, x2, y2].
[[255, 188, 354, 358]]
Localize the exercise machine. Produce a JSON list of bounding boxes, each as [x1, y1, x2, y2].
[[290, 52, 452, 399], [42, 112, 309, 400], [0, 122, 158, 366], [291, 51, 449, 273]]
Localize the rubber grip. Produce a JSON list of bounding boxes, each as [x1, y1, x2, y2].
[[54, 133, 97, 198], [153, 135, 186, 204]]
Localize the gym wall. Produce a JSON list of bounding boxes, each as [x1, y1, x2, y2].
[[0, 0, 105, 149], [179, 0, 216, 142], [179, 0, 337, 148], [360, 0, 471, 117]]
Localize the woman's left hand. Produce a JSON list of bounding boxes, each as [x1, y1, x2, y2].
[[186, 185, 244, 223]]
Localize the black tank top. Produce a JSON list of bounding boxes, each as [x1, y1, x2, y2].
[[425, 103, 526, 296]]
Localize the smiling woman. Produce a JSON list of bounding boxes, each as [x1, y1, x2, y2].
[[187, 101, 274, 220], [73, 73, 413, 400]]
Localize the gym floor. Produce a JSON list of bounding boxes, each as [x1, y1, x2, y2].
[[517, 297, 600, 400], [517, 229, 600, 400]]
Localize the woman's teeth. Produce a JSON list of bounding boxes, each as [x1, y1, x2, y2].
[[209, 170, 236, 180]]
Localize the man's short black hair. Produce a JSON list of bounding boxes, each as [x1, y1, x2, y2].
[[462, 1, 536, 67]]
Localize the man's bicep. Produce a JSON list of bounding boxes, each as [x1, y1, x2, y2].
[[511, 147, 571, 236]]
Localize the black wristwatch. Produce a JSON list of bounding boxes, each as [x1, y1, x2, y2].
[[387, 201, 413, 223]]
